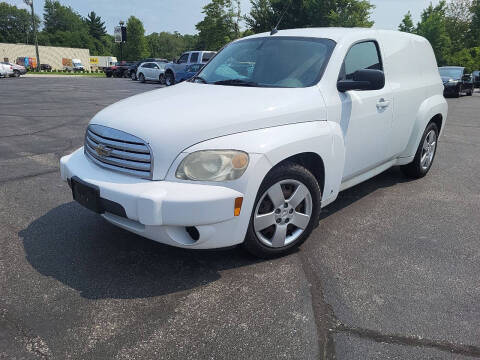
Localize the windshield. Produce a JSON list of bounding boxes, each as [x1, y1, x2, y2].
[[196, 37, 336, 88], [439, 67, 463, 79]]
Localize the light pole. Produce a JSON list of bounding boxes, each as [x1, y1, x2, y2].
[[24, 0, 40, 71]]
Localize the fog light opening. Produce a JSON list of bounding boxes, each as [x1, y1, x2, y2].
[[185, 226, 200, 241]]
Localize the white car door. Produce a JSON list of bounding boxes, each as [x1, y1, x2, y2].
[[151, 63, 160, 80], [339, 40, 394, 181]]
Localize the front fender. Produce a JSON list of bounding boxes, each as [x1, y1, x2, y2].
[[400, 94, 448, 159], [183, 121, 345, 206]]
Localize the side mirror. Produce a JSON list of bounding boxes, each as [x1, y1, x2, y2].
[[462, 75, 471, 82], [337, 69, 385, 92]]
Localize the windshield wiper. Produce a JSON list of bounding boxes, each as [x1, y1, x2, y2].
[[213, 79, 260, 87], [190, 76, 208, 84]]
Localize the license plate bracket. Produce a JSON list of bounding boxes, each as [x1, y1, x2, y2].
[[71, 176, 103, 213]]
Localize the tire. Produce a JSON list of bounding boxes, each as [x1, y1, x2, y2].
[[131, 72, 137, 81], [13, 70, 20, 77], [122, 71, 129, 78], [139, 73, 145, 83], [400, 122, 439, 179], [243, 162, 321, 258], [159, 73, 165, 84], [106, 72, 112, 78], [165, 71, 175, 86], [467, 88, 473, 96], [455, 87, 460, 98]]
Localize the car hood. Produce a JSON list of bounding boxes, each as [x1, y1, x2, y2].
[[441, 76, 460, 84], [90, 82, 326, 179]]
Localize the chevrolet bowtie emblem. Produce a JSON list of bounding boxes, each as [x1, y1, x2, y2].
[[95, 144, 112, 157]]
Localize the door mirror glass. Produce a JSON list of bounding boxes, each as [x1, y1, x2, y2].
[[337, 69, 385, 92]]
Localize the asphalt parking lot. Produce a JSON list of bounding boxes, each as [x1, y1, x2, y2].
[[1, 77, 479, 359]]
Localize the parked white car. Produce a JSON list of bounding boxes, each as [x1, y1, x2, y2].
[[136, 62, 167, 83], [60, 28, 447, 258], [0, 62, 14, 78]]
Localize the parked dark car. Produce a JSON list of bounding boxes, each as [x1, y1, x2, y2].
[[105, 62, 135, 78], [40, 64, 52, 71], [129, 58, 168, 80], [472, 70, 480, 89], [439, 66, 474, 97], [176, 63, 203, 82]]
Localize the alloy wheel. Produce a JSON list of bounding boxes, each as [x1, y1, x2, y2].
[[254, 179, 312, 248], [420, 129, 437, 170]]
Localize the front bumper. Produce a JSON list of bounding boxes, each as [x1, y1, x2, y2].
[[60, 148, 246, 249]]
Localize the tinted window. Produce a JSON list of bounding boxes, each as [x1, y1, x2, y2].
[[189, 52, 199, 63], [201, 52, 215, 63], [178, 54, 189, 64], [340, 41, 382, 80], [197, 37, 335, 88]]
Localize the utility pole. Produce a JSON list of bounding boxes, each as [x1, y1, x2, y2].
[[24, 0, 40, 71]]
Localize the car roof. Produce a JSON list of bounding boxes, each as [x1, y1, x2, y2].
[[241, 27, 424, 43]]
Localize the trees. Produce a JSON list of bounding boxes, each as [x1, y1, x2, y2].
[[196, 0, 240, 50], [398, 11, 415, 33], [0, 2, 40, 44], [245, 0, 374, 33], [121, 16, 148, 61], [416, 1, 451, 66], [145, 32, 199, 60], [85, 11, 106, 40]]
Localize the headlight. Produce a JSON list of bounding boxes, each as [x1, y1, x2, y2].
[[448, 79, 458, 83], [176, 150, 249, 181]]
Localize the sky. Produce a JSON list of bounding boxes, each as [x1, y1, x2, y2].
[[9, 0, 443, 35]]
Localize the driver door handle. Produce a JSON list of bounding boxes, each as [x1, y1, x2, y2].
[[376, 98, 390, 109]]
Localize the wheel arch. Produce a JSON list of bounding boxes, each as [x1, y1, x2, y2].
[[400, 94, 448, 158]]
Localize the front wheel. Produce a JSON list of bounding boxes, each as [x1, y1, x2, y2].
[[244, 163, 321, 258], [131, 72, 137, 81], [467, 88, 473, 96], [165, 72, 175, 86], [159, 73, 165, 84], [13, 70, 20, 77], [400, 122, 439, 179]]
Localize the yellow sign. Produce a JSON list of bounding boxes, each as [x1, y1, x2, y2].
[[90, 57, 99, 64]]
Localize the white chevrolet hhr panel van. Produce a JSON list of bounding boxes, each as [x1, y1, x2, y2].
[[60, 28, 447, 258]]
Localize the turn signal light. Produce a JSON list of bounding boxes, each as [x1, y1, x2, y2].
[[234, 197, 243, 216]]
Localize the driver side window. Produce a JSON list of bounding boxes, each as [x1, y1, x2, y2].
[[178, 54, 189, 64], [340, 41, 383, 80]]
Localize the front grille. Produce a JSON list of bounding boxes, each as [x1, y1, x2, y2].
[[84, 124, 153, 179]]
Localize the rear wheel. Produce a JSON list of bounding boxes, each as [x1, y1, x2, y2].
[[13, 70, 20, 77], [139, 73, 145, 83], [400, 122, 439, 179], [159, 73, 165, 84], [244, 163, 321, 258], [467, 88, 473, 96], [131, 72, 137, 81]]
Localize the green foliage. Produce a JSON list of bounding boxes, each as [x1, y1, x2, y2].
[[0, 2, 40, 44], [416, 1, 451, 66], [196, 0, 241, 50], [398, 11, 415, 33], [328, 0, 375, 28], [145, 32, 200, 60], [43, 0, 84, 33], [119, 16, 148, 61], [85, 11, 106, 40], [245, 0, 374, 33]]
